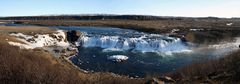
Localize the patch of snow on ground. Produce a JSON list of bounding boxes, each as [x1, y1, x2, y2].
[[190, 29, 204, 31], [107, 55, 129, 62], [171, 29, 180, 33], [10, 33, 33, 40], [8, 41, 32, 49], [8, 30, 69, 49], [226, 23, 233, 26], [53, 30, 70, 47]]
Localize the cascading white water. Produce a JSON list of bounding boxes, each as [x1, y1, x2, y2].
[[48, 26, 240, 77], [77, 33, 190, 53]]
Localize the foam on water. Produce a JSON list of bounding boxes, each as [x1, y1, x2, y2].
[[77, 33, 191, 54], [48, 26, 240, 77]]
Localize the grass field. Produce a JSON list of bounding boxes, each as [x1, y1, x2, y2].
[[17, 19, 240, 33], [0, 26, 56, 35]]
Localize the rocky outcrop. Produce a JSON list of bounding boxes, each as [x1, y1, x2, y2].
[[66, 30, 82, 43]]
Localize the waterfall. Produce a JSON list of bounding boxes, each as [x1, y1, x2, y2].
[[77, 33, 190, 53]]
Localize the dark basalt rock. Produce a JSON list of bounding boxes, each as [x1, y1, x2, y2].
[[12, 21, 23, 24], [66, 30, 82, 43]]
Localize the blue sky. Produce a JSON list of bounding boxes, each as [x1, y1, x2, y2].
[[0, 0, 239, 17]]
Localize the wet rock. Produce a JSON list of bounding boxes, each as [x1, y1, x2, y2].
[[67, 46, 77, 51], [61, 49, 66, 53], [49, 34, 57, 39], [53, 49, 60, 53], [26, 38, 35, 42], [13, 21, 23, 24], [66, 30, 82, 43]]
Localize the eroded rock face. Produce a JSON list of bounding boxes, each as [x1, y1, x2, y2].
[[66, 30, 82, 43]]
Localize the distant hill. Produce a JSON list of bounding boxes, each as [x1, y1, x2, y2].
[[0, 15, 238, 21]]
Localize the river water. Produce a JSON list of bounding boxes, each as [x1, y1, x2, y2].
[[51, 26, 239, 77]]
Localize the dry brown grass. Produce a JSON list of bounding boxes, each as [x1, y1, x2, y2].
[[185, 31, 233, 44], [0, 26, 57, 44], [0, 43, 84, 84], [20, 20, 240, 33], [0, 26, 56, 35], [0, 33, 24, 44], [0, 37, 144, 84], [0, 25, 145, 83], [168, 50, 240, 83]]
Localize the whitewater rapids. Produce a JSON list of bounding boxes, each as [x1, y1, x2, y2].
[[77, 32, 191, 53]]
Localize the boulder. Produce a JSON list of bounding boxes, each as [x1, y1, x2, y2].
[[66, 30, 82, 43]]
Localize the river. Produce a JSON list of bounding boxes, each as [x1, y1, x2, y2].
[[48, 26, 240, 77]]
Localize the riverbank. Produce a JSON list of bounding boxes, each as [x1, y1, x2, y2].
[[2, 18, 240, 45], [0, 26, 145, 84], [1, 16, 240, 83], [9, 19, 240, 33]]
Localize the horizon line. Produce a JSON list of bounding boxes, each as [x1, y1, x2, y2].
[[0, 14, 239, 18]]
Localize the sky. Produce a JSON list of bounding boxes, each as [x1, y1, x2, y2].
[[0, 0, 239, 17]]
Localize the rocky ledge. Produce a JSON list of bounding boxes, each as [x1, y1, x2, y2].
[[7, 29, 80, 58]]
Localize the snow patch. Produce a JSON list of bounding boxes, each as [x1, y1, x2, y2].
[[226, 23, 233, 26], [171, 29, 180, 33], [10, 33, 33, 40], [107, 55, 129, 62], [190, 29, 204, 31], [8, 30, 69, 49], [8, 41, 32, 49]]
